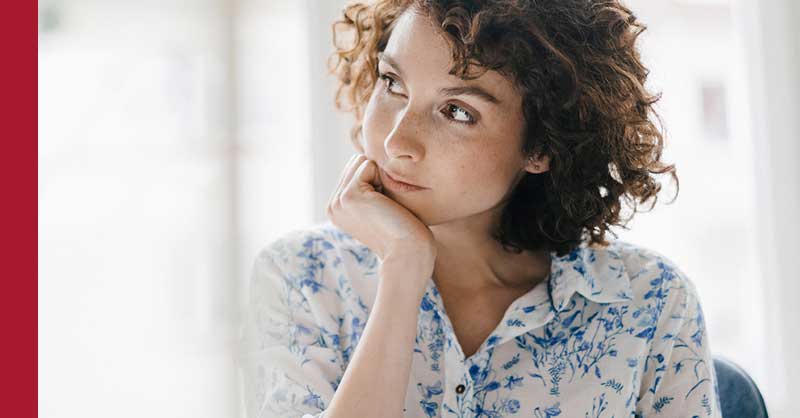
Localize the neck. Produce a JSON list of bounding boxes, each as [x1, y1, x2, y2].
[[429, 204, 551, 294]]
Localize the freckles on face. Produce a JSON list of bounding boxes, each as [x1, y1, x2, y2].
[[359, 9, 527, 224], [446, 147, 522, 201]]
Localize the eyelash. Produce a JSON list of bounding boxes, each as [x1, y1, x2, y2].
[[377, 72, 477, 126]]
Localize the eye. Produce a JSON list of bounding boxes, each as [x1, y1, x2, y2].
[[378, 72, 404, 95], [443, 103, 476, 125], [377, 69, 476, 126]]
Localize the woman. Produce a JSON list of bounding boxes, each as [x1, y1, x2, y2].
[[237, 1, 721, 417]]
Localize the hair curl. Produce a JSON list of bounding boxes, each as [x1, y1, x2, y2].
[[328, 0, 679, 257]]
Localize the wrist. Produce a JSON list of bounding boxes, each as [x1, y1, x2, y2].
[[378, 256, 433, 301], [383, 240, 436, 266], [380, 251, 435, 281]]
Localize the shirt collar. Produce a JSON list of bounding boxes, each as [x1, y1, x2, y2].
[[547, 240, 634, 312]]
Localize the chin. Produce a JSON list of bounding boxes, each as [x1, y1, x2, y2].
[[384, 191, 438, 226], [405, 203, 461, 227], [385, 190, 487, 227]]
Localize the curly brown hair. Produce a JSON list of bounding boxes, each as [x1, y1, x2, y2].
[[328, 0, 679, 257]]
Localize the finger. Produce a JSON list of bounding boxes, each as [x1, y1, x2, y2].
[[339, 154, 367, 195], [330, 154, 360, 200], [360, 158, 383, 191], [329, 154, 364, 204], [344, 158, 380, 197]]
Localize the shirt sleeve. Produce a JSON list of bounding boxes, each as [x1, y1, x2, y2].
[[236, 247, 343, 418], [636, 273, 722, 418]]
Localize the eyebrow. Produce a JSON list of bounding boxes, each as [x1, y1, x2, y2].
[[377, 51, 501, 105]]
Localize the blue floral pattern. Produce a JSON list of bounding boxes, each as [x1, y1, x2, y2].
[[236, 222, 721, 418]]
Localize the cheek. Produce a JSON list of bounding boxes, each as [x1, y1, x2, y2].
[[361, 94, 393, 155], [442, 151, 519, 199]]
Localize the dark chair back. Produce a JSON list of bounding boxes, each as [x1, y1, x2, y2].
[[713, 355, 768, 418]]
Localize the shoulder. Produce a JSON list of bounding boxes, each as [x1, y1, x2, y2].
[[606, 239, 699, 299], [585, 238, 705, 318], [606, 239, 679, 270], [601, 239, 706, 339]]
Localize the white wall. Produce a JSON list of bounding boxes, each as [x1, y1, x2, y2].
[[734, 0, 800, 416], [41, 1, 242, 417], [39, 0, 322, 416]]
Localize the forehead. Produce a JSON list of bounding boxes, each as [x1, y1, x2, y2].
[[383, 9, 520, 103], [383, 10, 453, 74]]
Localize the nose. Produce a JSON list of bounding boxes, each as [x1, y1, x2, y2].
[[384, 108, 425, 162]]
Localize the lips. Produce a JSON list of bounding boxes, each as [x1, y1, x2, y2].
[[380, 167, 428, 191]]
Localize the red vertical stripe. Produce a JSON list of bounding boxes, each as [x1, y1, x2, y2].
[[2, 1, 38, 416]]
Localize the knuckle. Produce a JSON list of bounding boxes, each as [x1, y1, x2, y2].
[[342, 185, 358, 201], [341, 187, 359, 202]]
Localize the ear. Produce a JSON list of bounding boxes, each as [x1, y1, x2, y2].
[[523, 153, 550, 174]]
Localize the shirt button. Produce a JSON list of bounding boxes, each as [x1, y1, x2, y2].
[[455, 384, 466, 394]]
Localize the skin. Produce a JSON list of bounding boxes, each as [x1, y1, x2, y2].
[[361, 9, 552, 290], [327, 7, 553, 357], [322, 10, 560, 410]]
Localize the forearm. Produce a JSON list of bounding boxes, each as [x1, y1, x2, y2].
[[324, 262, 429, 418]]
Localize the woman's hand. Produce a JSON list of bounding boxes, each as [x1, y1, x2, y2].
[[326, 154, 437, 266]]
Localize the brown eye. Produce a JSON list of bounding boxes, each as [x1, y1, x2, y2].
[[443, 104, 476, 125]]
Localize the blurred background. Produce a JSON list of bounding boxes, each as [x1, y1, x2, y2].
[[38, 0, 799, 417]]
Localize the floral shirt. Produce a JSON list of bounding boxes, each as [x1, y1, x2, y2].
[[236, 222, 721, 418]]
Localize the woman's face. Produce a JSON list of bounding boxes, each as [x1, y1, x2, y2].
[[359, 8, 548, 226]]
